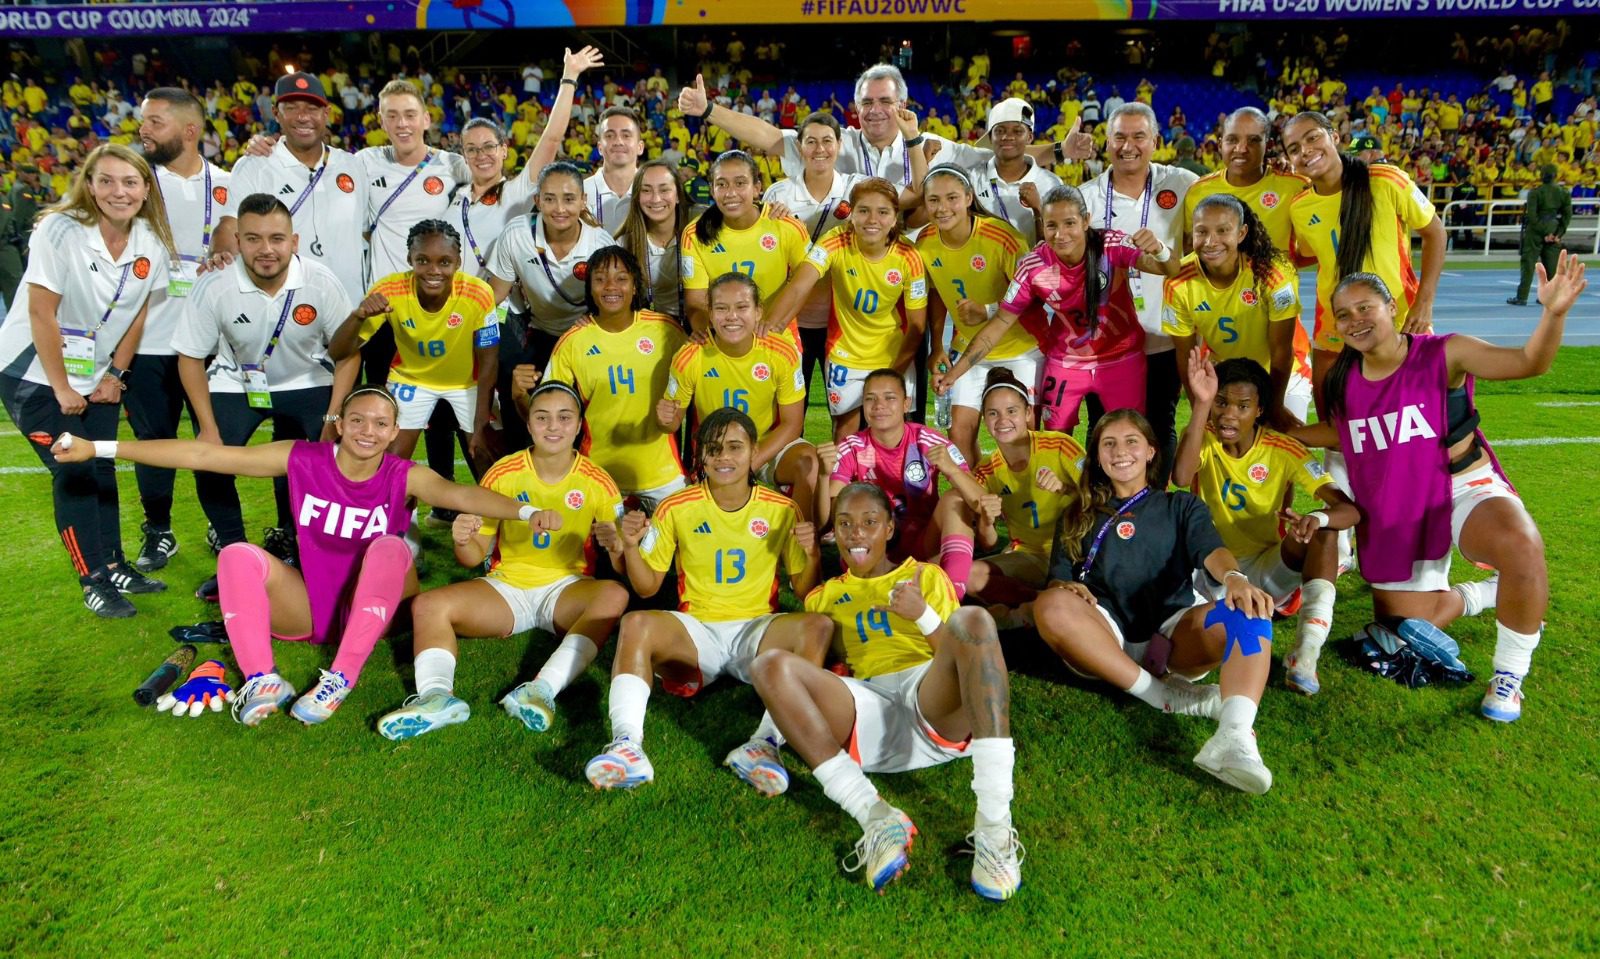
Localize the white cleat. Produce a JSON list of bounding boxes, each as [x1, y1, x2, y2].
[[1481, 670, 1524, 723], [379, 689, 471, 740], [724, 738, 790, 796], [965, 818, 1024, 901], [1283, 642, 1323, 696], [842, 804, 917, 893], [585, 738, 655, 789], [232, 672, 296, 727], [1194, 727, 1274, 795], [500, 680, 556, 732]]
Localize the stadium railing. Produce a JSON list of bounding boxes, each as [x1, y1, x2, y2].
[[1438, 197, 1600, 254]]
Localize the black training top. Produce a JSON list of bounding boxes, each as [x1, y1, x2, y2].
[[1049, 489, 1224, 642]]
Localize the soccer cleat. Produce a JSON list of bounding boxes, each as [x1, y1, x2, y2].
[[585, 738, 655, 789], [1505, 297, 1528, 306], [233, 672, 296, 726], [82, 576, 136, 619], [842, 805, 917, 893], [105, 563, 167, 594], [262, 526, 299, 568], [425, 508, 456, 529], [500, 680, 556, 732], [134, 523, 178, 572], [724, 738, 790, 797], [195, 575, 220, 603], [379, 689, 471, 740], [290, 669, 352, 725], [1194, 727, 1274, 795], [1160, 676, 1223, 720], [206, 524, 223, 556], [965, 819, 1025, 902], [1481, 671, 1524, 723], [1283, 642, 1323, 696]]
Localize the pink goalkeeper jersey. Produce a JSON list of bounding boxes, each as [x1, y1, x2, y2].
[[287, 441, 414, 642], [830, 423, 967, 556], [999, 231, 1145, 366]]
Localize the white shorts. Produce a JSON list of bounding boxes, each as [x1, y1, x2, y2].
[[1369, 461, 1520, 592], [1066, 595, 1197, 681], [1283, 370, 1314, 424], [627, 474, 688, 514], [825, 361, 915, 417], [388, 380, 476, 431], [975, 549, 1050, 589], [754, 437, 812, 490], [482, 574, 581, 635], [844, 659, 970, 774], [948, 349, 1042, 411], [1200, 542, 1302, 605], [659, 612, 780, 695]]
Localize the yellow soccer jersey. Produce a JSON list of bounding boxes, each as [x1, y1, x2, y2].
[[641, 484, 808, 622], [545, 311, 687, 493], [363, 272, 498, 391], [915, 215, 1037, 361], [1182, 170, 1310, 252], [971, 431, 1086, 557], [666, 333, 805, 439], [1162, 254, 1299, 369], [679, 211, 811, 302], [1289, 164, 1436, 351], [1194, 426, 1332, 559], [810, 226, 929, 370], [804, 557, 958, 680], [478, 451, 623, 589]]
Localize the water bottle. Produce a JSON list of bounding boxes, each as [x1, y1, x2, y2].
[[934, 349, 954, 430]]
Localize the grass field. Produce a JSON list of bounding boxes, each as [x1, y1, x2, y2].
[[4, 346, 1599, 958]]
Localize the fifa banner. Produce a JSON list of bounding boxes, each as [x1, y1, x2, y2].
[[3, 0, 1592, 37]]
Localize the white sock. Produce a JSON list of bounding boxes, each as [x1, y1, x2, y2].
[[535, 634, 599, 698], [1219, 695, 1258, 734], [968, 737, 1015, 825], [1124, 667, 1169, 710], [814, 751, 880, 828], [1491, 621, 1540, 676], [751, 710, 785, 748], [607, 673, 651, 743], [1296, 579, 1336, 652], [413, 647, 456, 696], [1454, 577, 1499, 618]]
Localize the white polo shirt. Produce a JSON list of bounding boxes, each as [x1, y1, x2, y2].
[[172, 256, 351, 395], [445, 172, 536, 279], [355, 146, 471, 284], [145, 159, 236, 356], [0, 213, 166, 391], [778, 128, 954, 190], [582, 168, 635, 235], [1081, 162, 1198, 354], [487, 215, 615, 335], [229, 141, 369, 302], [763, 169, 866, 328]]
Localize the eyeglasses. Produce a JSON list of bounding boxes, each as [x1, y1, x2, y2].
[[462, 144, 502, 157]]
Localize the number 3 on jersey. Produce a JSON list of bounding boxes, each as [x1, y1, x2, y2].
[[854, 609, 891, 643], [607, 364, 636, 395]]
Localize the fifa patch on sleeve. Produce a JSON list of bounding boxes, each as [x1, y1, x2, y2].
[[680, 255, 695, 278], [793, 369, 805, 392], [910, 278, 926, 300], [475, 326, 501, 348], [1305, 459, 1326, 480], [1272, 285, 1295, 311], [807, 245, 829, 267]]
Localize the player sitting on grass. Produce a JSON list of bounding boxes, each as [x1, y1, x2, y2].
[[1033, 409, 1279, 794], [52, 388, 546, 726], [377, 381, 630, 740], [658, 271, 822, 522], [1172, 352, 1358, 696], [750, 483, 1022, 900], [584, 408, 832, 792]]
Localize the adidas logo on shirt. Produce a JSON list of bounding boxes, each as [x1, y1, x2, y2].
[[693, 521, 713, 534], [1308, 214, 1322, 226], [516, 491, 530, 503], [704, 368, 720, 378], [846, 268, 858, 277], [279, 184, 296, 195], [834, 593, 852, 605], [586, 345, 603, 356], [1196, 302, 1212, 312], [932, 258, 943, 267], [711, 242, 727, 253], [1000, 485, 1013, 495], [233, 313, 251, 324], [372, 176, 388, 188]]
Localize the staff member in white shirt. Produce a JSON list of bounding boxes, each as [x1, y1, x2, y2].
[[0, 145, 176, 617], [133, 87, 239, 574], [174, 194, 360, 598], [583, 105, 645, 235], [225, 73, 369, 303], [1081, 103, 1199, 485]]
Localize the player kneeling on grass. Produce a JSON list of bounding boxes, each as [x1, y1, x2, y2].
[[1172, 352, 1358, 696], [1294, 257, 1584, 723], [659, 271, 822, 522], [52, 388, 549, 726], [585, 407, 833, 791], [378, 381, 630, 740], [751, 483, 1021, 899], [1033, 409, 1280, 794]]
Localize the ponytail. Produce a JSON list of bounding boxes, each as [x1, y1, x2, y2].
[[1335, 154, 1375, 280]]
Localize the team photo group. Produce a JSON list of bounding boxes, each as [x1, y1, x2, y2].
[[5, 41, 1585, 903]]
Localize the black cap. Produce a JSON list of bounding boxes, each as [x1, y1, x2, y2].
[[274, 72, 328, 106]]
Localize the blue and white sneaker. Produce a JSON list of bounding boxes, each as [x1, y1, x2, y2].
[[290, 669, 351, 725], [843, 804, 917, 893], [379, 689, 470, 740], [1481, 671, 1524, 723], [965, 818, 1024, 902], [1284, 641, 1323, 696], [500, 679, 556, 732], [724, 738, 789, 797], [586, 738, 655, 789], [232, 672, 296, 727]]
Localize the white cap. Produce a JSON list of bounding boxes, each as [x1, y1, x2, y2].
[[978, 98, 1035, 146]]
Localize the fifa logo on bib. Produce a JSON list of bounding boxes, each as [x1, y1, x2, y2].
[[297, 495, 391, 539], [566, 489, 586, 510], [749, 518, 770, 538], [1347, 404, 1438, 454]]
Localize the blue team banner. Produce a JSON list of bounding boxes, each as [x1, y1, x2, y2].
[[1, 0, 1593, 36]]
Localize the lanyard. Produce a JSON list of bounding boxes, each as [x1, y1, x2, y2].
[[158, 163, 214, 260], [287, 150, 327, 217], [1078, 486, 1151, 581], [863, 130, 910, 187], [256, 290, 297, 368], [534, 219, 588, 308], [591, 182, 606, 225], [988, 178, 1013, 225], [1103, 169, 1154, 234], [808, 181, 842, 244], [87, 262, 134, 337], [459, 183, 501, 271], [367, 148, 432, 236]]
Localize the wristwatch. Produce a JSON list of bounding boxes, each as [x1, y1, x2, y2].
[[105, 365, 128, 385], [322, 413, 340, 424]]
